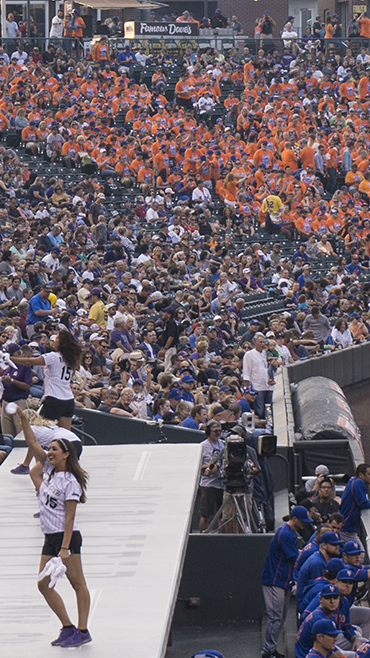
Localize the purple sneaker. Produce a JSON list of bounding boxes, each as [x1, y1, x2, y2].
[[10, 464, 29, 475], [51, 625, 76, 646], [33, 512, 40, 518], [61, 629, 92, 647]]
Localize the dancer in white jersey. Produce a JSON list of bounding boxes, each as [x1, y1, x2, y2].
[[11, 330, 82, 431], [16, 406, 91, 648]]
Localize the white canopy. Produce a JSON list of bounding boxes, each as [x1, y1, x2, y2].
[[78, 0, 166, 8]]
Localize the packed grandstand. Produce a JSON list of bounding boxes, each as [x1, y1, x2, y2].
[[3, 13, 370, 658]]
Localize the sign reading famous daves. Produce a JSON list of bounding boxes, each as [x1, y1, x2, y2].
[[124, 21, 199, 38]]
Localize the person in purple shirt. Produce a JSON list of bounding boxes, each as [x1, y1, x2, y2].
[[1, 342, 32, 438], [260, 505, 313, 658]]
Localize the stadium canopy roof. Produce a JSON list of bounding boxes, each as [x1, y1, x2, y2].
[[78, 0, 166, 9]]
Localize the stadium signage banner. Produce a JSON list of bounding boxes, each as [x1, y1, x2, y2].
[[124, 21, 199, 38]]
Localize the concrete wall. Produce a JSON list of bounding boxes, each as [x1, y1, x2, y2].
[[286, 341, 370, 390]]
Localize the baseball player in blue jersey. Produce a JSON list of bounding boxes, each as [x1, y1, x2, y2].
[[296, 531, 342, 613], [342, 542, 370, 638], [305, 618, 341, 658], [355, 640, 370, 657], [300, 558, 344, 619], [339, 464, 370, 549], [295, 585, 343, 658], [260, 505, 313, 658]]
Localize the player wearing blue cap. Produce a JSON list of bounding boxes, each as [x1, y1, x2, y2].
[[296, 532, 342, 612], [295, 585, 340, 658], [333, 570, 365, 653], [342, 542, 370, 638], [260, 505, 313, 658], [305, 619, 341, 658], [339, 463, 370, 549], [300, 558, 344, 619], [294, 525, 331, 577]]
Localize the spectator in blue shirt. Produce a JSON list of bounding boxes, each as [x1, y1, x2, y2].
[[346, 254, 363, 277], [237, 386, 257, 414], [117, 45, 136, 67], [260, 505, 313, 658], [26, 284, 57, 339], [182, 404, 207, 429], [180, 374, 195, 404], [291, 244, 309, 265], [339, 463, 370, 549]]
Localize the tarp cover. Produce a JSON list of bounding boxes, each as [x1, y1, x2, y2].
[[291, 376, 361, 445]]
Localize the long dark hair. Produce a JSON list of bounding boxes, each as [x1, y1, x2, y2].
[[57, 329, 82, 370], [50, 439, 89, 503]]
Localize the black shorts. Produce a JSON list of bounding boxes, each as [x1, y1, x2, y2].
[[40, 396, 75, 420], [199, 487, 223, 518], [42, 530, 82, 556]]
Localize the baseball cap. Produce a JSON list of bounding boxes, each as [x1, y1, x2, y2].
[[88, 287, 101, 298], [320, 584, 340, 598], [325, 557, 345, 574], [244, 386, 257, 395], [250, 319, 260, 325], [290, 505, 313, 523], [7, 343, 20, 355], [89, 333, 101, 341], [337, 569, 355, 582], [106, 303, 116, 309], [219, 385, 231, 392], [168, 388, 182, 400], [343, 541, 362, 554], [311, 619, 340, 636], [213, 315, 222, 321], [319, 531, 343, 545], [181, 374, 194, 383], [163, 306, 174, 315], [132, 378, 144, 386]]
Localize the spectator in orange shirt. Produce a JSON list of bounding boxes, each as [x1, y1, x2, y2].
[[356, 11, 370, 42], [22, 122, 38, 155], [281, 142, 298, 171]]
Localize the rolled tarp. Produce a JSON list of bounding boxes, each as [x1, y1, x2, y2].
[[291, 376, 362, 447]]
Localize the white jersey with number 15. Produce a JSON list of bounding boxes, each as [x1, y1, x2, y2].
[[42, 351, 74, 400]]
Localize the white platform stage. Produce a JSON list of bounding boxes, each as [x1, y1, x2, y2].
[[0, 443, 201, 657]]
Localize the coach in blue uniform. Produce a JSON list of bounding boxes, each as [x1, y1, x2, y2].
[[260, 505, 313, 658], [339, 463, 370, 549]]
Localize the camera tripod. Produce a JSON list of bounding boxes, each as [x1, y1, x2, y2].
[[205, 490, 255, 534]]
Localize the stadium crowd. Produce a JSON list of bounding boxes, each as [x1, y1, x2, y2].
[[0, 12, 369, 437], [2, 8, 370, 658]]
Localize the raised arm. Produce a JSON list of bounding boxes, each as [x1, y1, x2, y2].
[[11, 355, 45, 367], [16, 406, 47, 465]]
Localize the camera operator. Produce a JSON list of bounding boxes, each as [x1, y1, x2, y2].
[[199, 420, 224, 533], [220, 427, 261, 533]]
